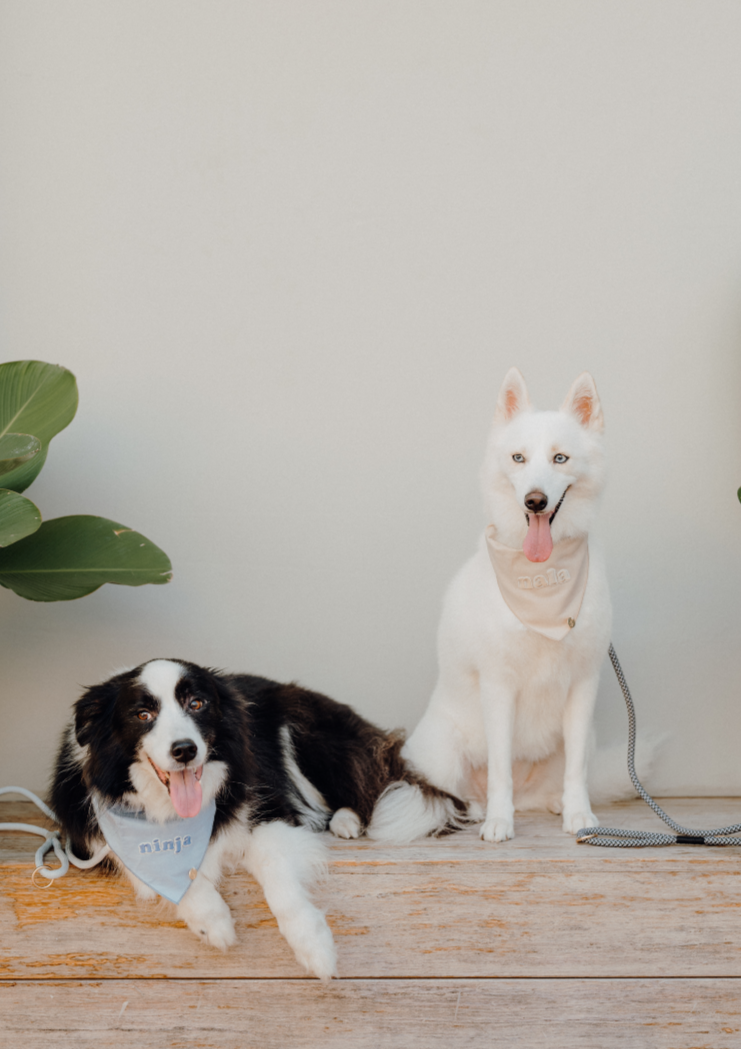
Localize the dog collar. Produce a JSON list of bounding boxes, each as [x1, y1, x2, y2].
[[92, 796, 216, 903], [485, 527, 589, 641]]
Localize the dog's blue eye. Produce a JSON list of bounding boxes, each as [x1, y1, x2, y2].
[[554, 454, 569, 464], [512, 454, 525, 463]]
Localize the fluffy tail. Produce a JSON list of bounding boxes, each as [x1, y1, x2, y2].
[[366, 781, 467, 843], [588, 734, 666, 805]]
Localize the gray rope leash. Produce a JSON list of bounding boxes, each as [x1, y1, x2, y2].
[[0, 786, 110, 883], [577, 645, 741, 847]]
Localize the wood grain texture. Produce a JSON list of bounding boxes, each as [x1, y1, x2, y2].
[[1, 978, 740, 1049], [3, 799, 741, 1046], [3, 799, 741, 980]]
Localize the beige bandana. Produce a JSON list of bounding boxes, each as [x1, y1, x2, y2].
[[485, 527, 589, 641]]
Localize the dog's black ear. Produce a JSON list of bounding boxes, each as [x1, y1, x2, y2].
[[75, 682, 118, 747]]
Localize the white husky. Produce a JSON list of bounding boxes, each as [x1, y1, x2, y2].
[[404, 368, 619, 842]]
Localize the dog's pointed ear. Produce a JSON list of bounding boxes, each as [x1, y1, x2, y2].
[[561, 372, 604, 432], [75, 682, 116, 747], [494, 367, 532, 426]]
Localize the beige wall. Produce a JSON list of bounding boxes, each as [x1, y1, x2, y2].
[[1, 1, 740, 796]]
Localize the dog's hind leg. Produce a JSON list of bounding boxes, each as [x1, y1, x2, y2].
[[244, 821, 337, 982], [402, 702, 468, 799], [561, 675, 600, 834], [329, 808, 362, 839]]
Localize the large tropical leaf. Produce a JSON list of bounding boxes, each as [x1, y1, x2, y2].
[[0, 489, 42, 547], [0, 515, 173, 601], [0, 446, 48, 493], [0, 361, 78, 492], [0, 433, 41, 480]]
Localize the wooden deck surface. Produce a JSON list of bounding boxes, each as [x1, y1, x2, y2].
[[2, 797, 741, 1047]]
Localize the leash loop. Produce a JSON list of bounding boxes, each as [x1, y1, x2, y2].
[[577, 645, 741, 847], [0, 786, 110, 880], [32, 866, 56, 889]]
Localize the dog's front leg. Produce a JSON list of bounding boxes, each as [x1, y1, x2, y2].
[[177, 833, 238, 950], [561, 675, 599, 834], [243, 822, 337, 982], [479, 680, 516, 842]]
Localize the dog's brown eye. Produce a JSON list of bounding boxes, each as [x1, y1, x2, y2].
[[138, 710, 154, 722], [189, 698, 205, 711]]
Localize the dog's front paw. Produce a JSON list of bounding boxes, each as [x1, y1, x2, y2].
[[285, 908, 338, 982], [179, 886, 237, 950], [198, 909, 238, 951], [480, 817, 514, 843], [329, 807, 362, 839], [562, 810, 598, 835]]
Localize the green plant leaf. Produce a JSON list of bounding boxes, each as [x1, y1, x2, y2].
[[0, 489, 42, 547], [0, 446, 48, 493], [0, 433, 41, 479], [0, 515, 173, 601], [0, 361, 78, 492]]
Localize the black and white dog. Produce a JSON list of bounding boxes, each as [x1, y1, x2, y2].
[[51, 659, 464, 979]]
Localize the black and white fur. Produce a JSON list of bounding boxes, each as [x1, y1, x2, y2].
[[51, 659, 465, 980]]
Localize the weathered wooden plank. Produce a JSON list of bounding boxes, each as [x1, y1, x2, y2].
[[1, 978, 740, 1049], [4, 797, 741, 868], [3, 800, 741, 980]]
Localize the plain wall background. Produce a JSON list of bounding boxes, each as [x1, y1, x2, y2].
[[1, 1, 740, 796]]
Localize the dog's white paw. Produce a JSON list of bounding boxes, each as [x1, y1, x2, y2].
[[480, 817, 515, 843], [297, 923, 338, 983], [562, 810, 598, 835], [329, 807, 362, 839], [284, 908, 338, 982], [180, 886, 237, 950], [199, 910, 238, 951]]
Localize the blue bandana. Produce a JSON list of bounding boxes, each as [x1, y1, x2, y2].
[[92, 798, 217, 903]]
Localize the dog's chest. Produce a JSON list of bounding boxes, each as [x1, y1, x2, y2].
[[510, 658, 570, 759], [485, 629, 582, 759]]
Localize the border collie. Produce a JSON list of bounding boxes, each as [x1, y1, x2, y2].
[[51, 659, 465, 980]]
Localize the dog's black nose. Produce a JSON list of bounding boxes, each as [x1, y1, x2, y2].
[[170, 739, 198, 764], [525, 491, 548, 514]]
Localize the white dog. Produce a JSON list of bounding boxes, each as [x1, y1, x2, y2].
[[404, 368, 619, 842]]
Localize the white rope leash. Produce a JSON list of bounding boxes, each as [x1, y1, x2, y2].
[[0, 786, 110, 884], [577, 644, 741, 847]]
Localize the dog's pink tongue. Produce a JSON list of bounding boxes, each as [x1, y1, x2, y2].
[[523, 513, 553, 563], [169, 768, 202, 818]]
